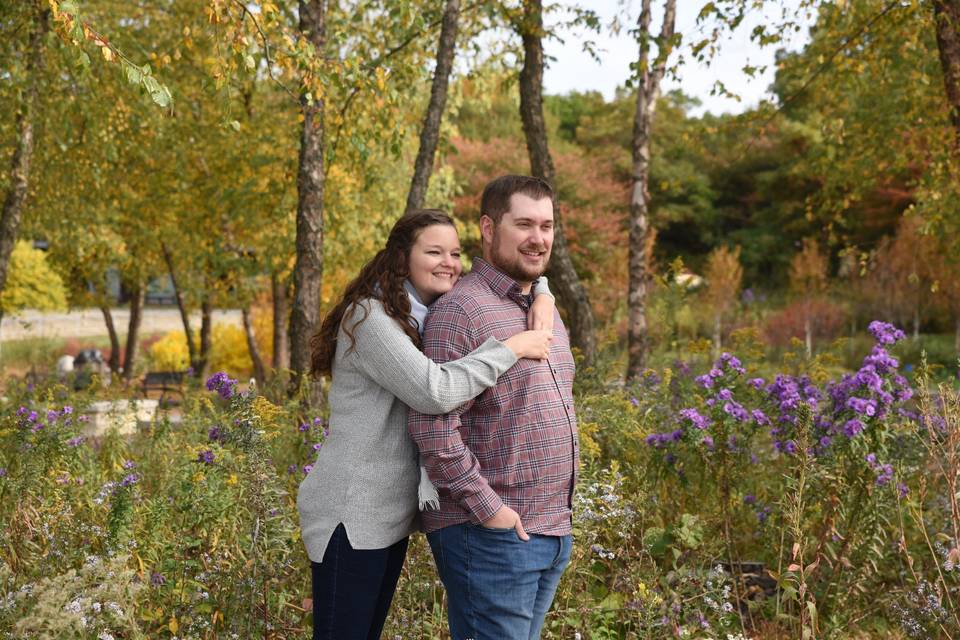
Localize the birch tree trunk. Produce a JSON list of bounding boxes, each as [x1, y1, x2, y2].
[[100, 305, 121, 375], [243, 307, 267, 387], [122, 283, 145, 383], [517, 0, 596, 365], [405, 0, 460, 213], [0, 4, 47, 325], [161, 241, 197, 371], [290, 0, 327, 398], [271, 273, 290, 370], [198, 298, 213, 377], [626, 0, 676, 383]]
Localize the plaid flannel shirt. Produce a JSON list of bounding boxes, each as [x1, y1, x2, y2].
[[408, 258, 579, 535]]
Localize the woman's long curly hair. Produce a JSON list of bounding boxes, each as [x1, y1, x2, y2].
[[310, 209, 457, 377]]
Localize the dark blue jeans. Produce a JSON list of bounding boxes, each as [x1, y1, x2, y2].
[[311, 524, 408, 640], [427, 522, 572, 640]]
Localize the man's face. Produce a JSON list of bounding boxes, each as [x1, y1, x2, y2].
[[481, 193, 554, 286]]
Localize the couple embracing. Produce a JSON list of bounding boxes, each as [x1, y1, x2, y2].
[[297, 175, 579, 640]]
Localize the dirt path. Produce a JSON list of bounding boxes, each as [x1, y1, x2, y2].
[[0, 308, 243, 342]]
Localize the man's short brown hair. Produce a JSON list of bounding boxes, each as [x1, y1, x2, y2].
[[480, 175, 554, 224]]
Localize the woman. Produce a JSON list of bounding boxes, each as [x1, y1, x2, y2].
[[297, 209, 556, 639]]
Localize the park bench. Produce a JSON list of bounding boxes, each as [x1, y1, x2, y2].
[[141, 370, 188, 407]]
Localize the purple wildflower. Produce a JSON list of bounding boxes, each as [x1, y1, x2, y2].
[[843, 418, 864, 437], [679, 408, 710, 430], [120, 473, 139, 487], [749, 377, 765, 389], [303, 464, 314, 475], [67, 436, 85, 447], [743, 494, 757, 505], [150, 571, 166, 586], [205, 372, 238, 400], [868, 321, 906, 345], [630, 397, 640, 407], [197, 450, 215, 464], [298, 423, 310, 432]]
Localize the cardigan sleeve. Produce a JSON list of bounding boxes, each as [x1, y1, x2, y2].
[[342, 300, 518, 415]]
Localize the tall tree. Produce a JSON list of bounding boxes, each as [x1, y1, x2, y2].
[[289, 0, 327, 394], [934, 0, 960, 146], [703, 245, 743, 360], [788, 238, 828, 357], [122, 281, 145, 383], [516, 0, 596, 365], [626, 0, 677, 382], [405, 0, 461, 212], [0, 2, 47, 325]]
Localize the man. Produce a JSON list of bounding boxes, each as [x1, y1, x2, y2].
[[408, 175, 579, 640]]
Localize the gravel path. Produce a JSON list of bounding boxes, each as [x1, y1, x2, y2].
[[0, 308, 243, 342]]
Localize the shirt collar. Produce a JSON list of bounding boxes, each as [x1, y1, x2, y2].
[[471, 257, 528, 301]]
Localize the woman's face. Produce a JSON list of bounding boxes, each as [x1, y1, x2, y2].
[[408, 224, 462, 305]]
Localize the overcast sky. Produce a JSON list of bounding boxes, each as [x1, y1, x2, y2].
[[542, 0, 816, 116]]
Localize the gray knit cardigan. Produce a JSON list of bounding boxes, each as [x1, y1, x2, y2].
[[296, 298, 518, 562]]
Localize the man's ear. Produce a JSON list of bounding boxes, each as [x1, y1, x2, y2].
[[479, 215, 495, 246]]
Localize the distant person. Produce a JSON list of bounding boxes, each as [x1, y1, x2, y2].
[[409, 176, 579, 640], [56, 354, 75, 379], [297, 209, 556, 640]]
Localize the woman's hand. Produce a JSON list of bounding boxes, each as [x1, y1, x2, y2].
[[528, 293, 555, 332], [504, 330, 553, 360]]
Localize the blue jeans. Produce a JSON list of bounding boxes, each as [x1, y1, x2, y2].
[[311, 524, 408, 640], [427, 523, 572, 640]]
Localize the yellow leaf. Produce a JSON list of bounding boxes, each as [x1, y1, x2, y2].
[[169, 616, 179, 634], [101, 46, 114, 62]]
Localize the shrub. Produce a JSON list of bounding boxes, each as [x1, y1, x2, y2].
[[0, 241, 68, 314], [147, 323, 254, 376], [764, 298, 846, 349]]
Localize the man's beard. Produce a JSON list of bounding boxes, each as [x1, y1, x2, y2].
[[489, 232, 550, 284]]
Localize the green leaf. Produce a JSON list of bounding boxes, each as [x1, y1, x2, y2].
[[124, 63, 142, 85], [60, 0, 80, 14]]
